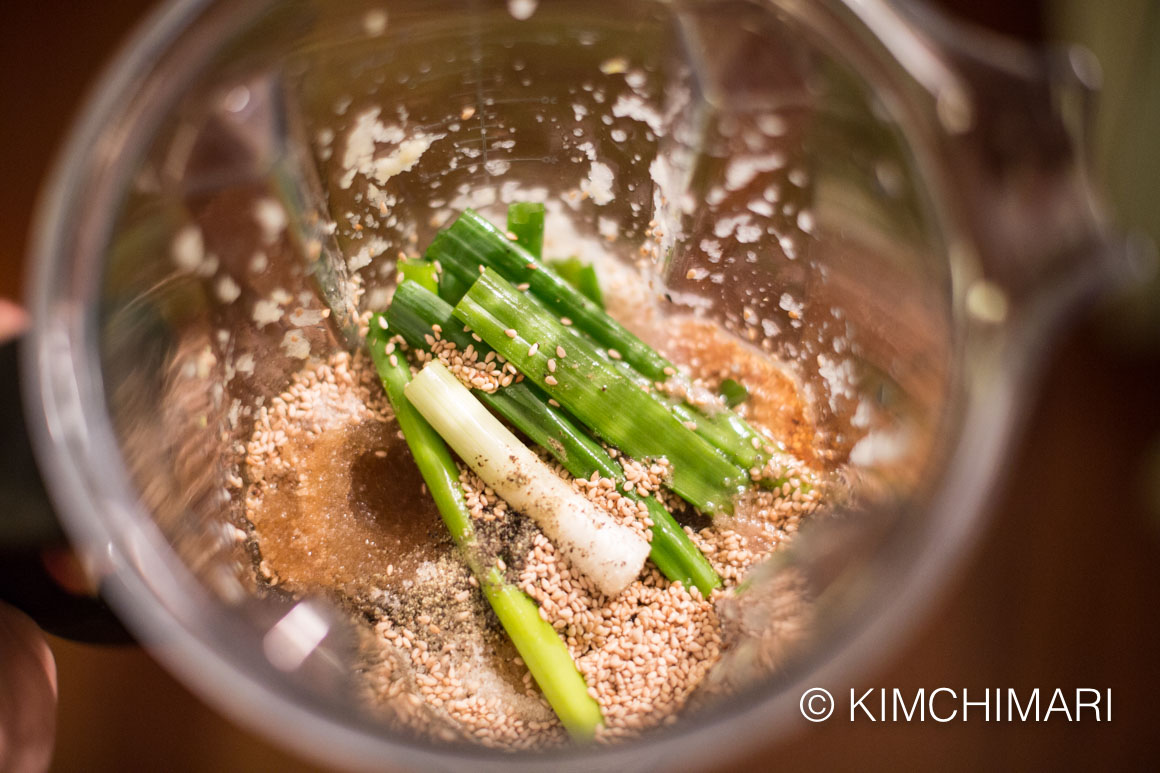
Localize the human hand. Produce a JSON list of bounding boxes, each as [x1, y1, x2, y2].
[[0, 601, 57, 773], [0, 299, 58, 773]]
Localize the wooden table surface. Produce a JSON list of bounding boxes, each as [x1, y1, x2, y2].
[[3, 1, 1157, 770]]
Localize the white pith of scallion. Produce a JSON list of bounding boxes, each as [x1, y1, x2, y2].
[[404, 361, 650, 597]]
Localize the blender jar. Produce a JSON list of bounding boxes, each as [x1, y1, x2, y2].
[[23, 0, 1129, 769]]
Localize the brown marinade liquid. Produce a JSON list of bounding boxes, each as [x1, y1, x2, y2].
[[249, 418, 450, 599]]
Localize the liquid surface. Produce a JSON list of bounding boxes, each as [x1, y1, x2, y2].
[[659, 316, 819, 464], [243, 353, 453, 600], [248, 419, 449, 598]]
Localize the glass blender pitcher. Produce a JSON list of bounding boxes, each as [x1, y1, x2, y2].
[[18, 0, 1134, 769]]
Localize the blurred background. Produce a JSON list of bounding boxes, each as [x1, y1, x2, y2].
[[1, 0, 1158, 770]]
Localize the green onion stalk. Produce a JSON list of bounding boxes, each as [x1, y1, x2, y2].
[[386, 280, 721, 595], [506, 201, 544, 260], [366, 320, 603, 739], [426, 208, 775, 473], [453, 268, 750, 516]]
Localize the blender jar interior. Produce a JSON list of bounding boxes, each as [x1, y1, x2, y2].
[[88, 0, 959, 759]]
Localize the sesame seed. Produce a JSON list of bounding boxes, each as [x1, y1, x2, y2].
[[544, 375, 558, 386], [504, 328, 518, 338], [560, 317, 572, 326], [528, 342, 539, 356], [242, 308, 822, 750], [556, 346, 566, 358]]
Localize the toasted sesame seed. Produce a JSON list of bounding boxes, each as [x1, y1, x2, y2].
[[243, 308, 822, 751]]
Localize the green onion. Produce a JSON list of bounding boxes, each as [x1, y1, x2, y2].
[[397, 258, 439, 295], [453, 269, 748, 515], [366, 321, 603, 739], [438, 266, 476, 305], [670, 402, 767, 470], [426, 209, 673, 380], [387, 282, 618, 479], [424, 210, 781, 474], [603, 355, 767, 471], [367, 322, 471, 546], [480, 574, 602, 737], [506, 202, 544, 259], [387, 281, 721, 594], [719, 378, 748, 408], [547, 257, 604, 309], [405, 361, 651, 597]]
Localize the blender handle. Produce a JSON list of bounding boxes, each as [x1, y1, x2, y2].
[[882, 0, 1148, 317], [0, 336, 133, 644]]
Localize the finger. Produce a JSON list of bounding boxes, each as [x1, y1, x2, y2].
[[0, 299, 28, 343], [0, 602, 57, 773]]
